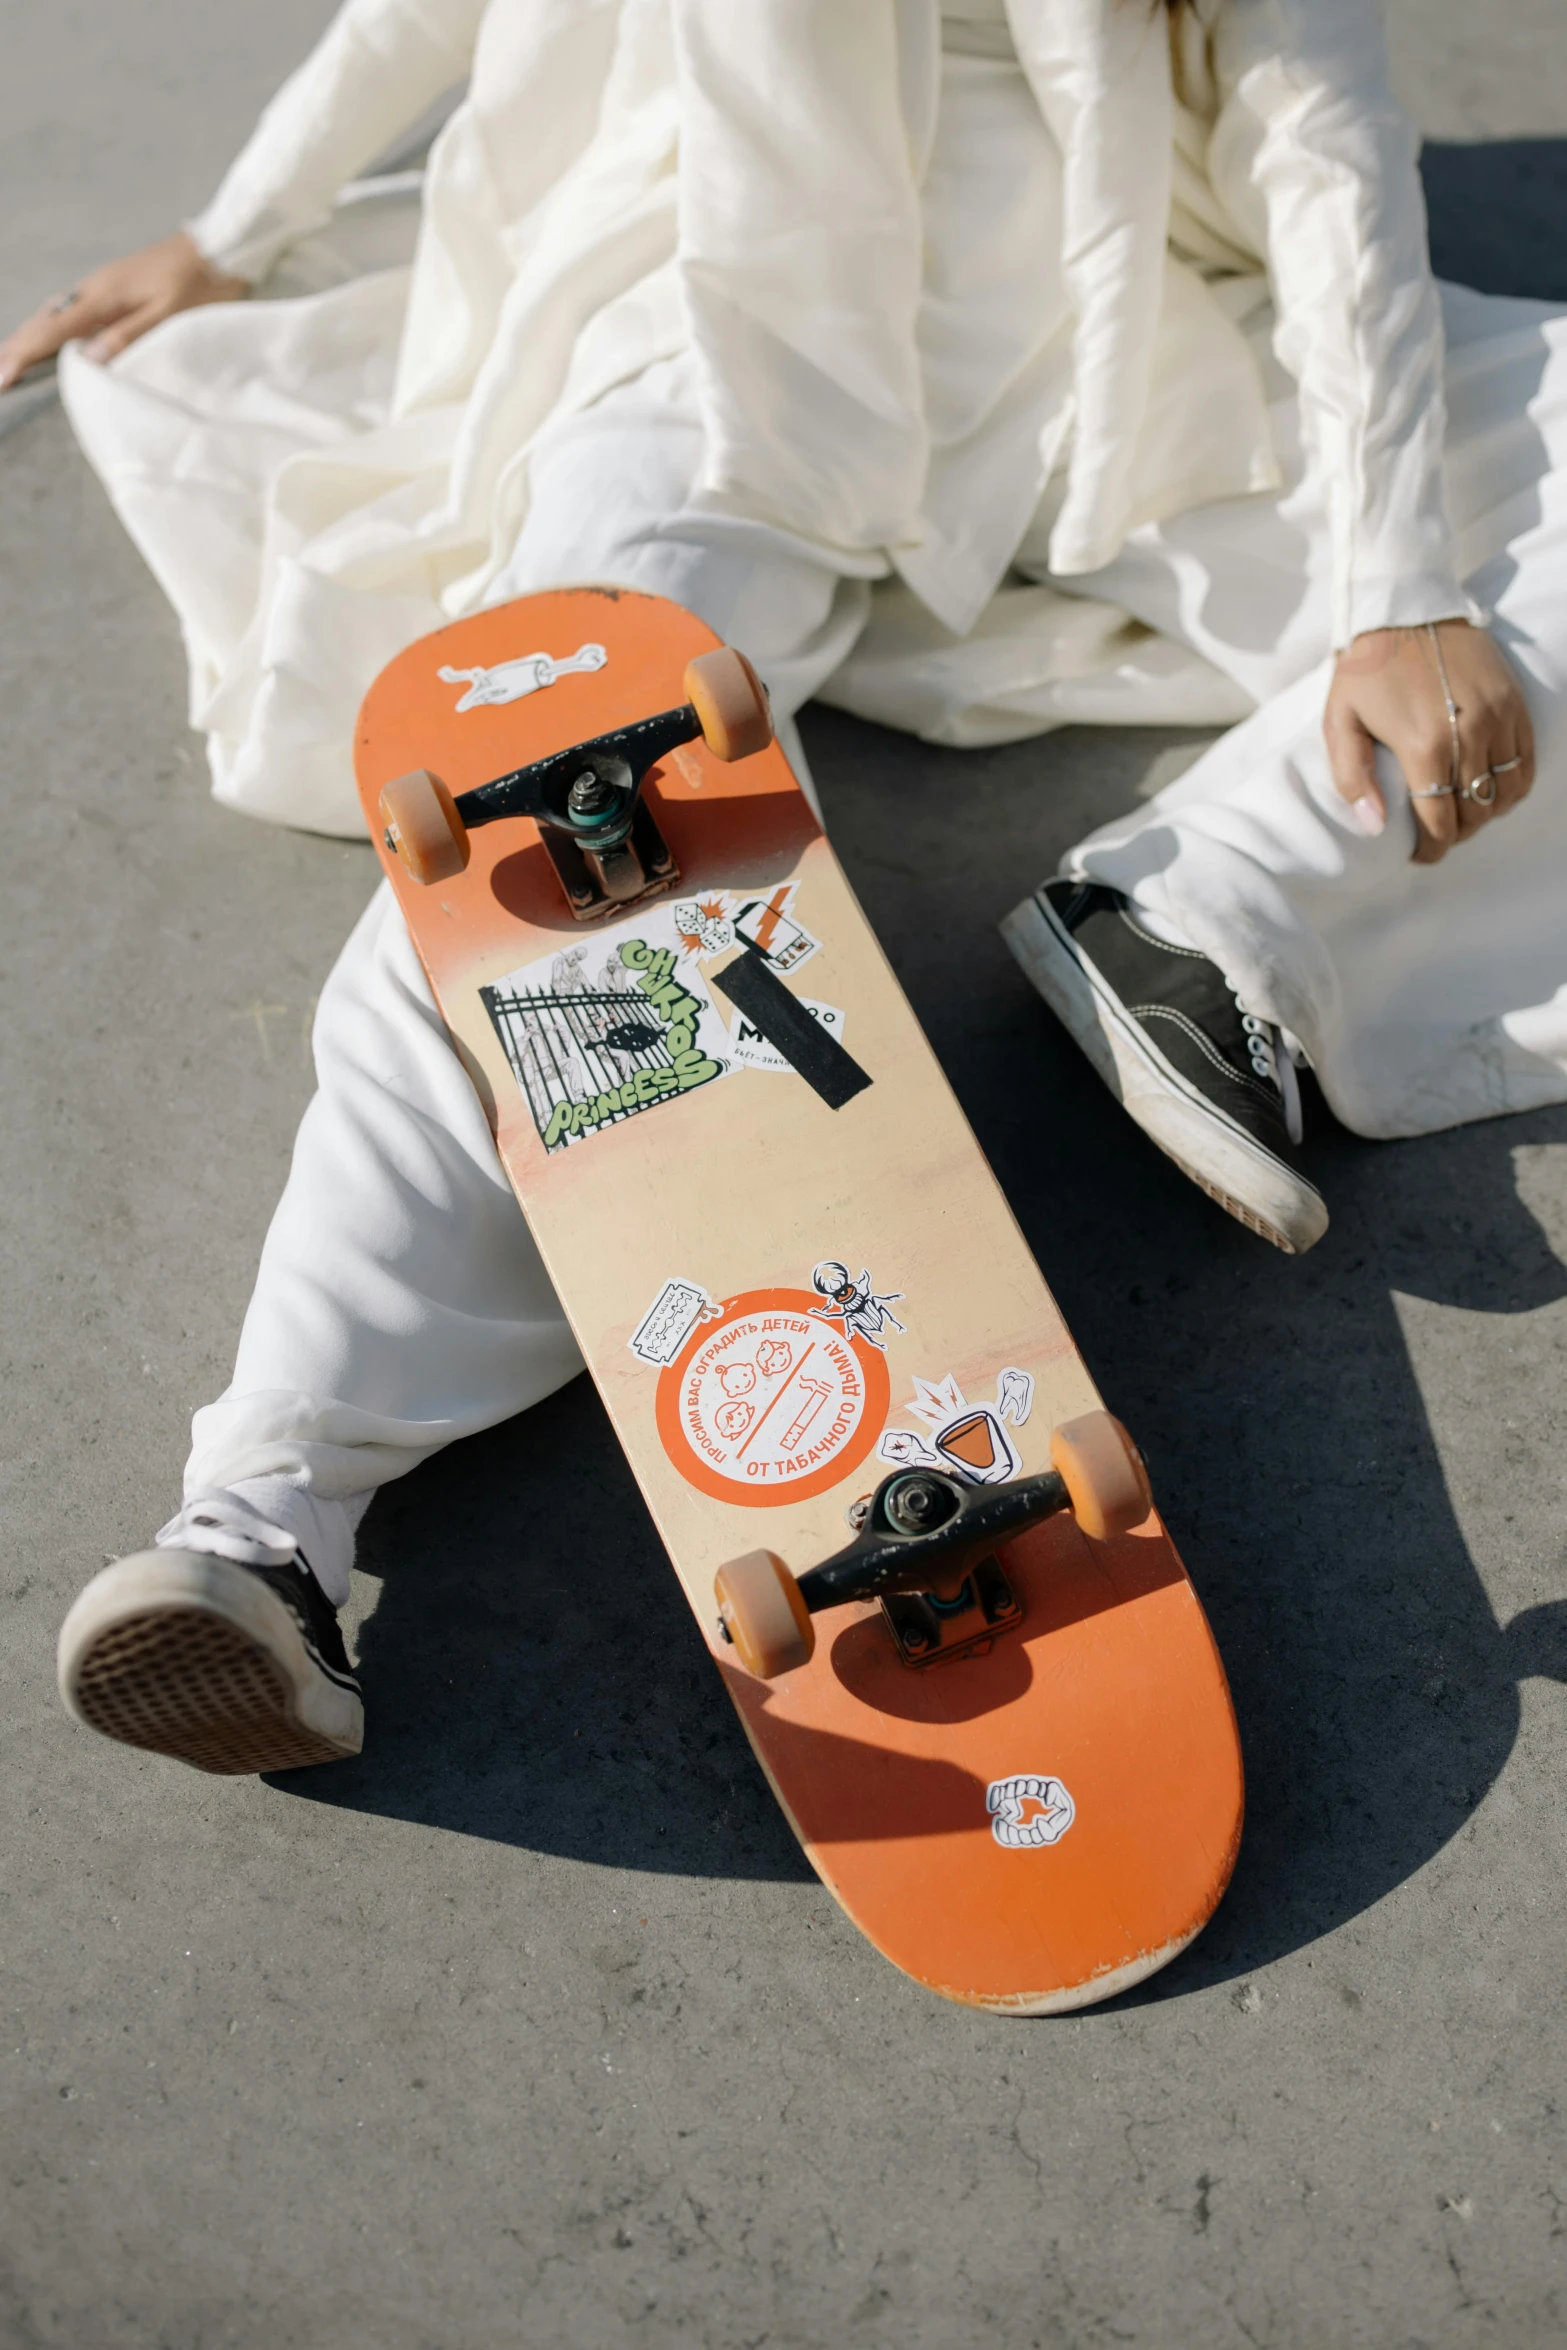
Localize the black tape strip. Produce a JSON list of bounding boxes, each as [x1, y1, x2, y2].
[[712, 947, 872, 1111]]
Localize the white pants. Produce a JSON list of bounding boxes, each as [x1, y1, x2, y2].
[[1050, 286, 1567, 1140], [177, 296, 1567, 1598]]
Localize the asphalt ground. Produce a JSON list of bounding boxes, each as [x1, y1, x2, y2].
[[3, 7, 1567, 2346]]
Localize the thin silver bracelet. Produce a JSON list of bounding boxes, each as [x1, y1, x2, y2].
[[1408, 622, 1463, 799]]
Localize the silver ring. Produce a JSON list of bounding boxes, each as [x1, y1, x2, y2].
[[48, 289, 82, 317], [1409, 782, 1456, 799], [1464, 771, 1498, 806], [1489, 755, 1523, 776]]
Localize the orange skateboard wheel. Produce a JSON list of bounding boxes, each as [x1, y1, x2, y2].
[[684, 648, 772, 763], [714, 1550, 814, 1679], [1049, 1411, 1152, 1542], [379, 768, 471, 886]]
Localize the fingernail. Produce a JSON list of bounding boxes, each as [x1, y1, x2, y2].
[[0, 369, 13, 391], [82, 336, 108, 363], [1349, 794, 1385, 836]]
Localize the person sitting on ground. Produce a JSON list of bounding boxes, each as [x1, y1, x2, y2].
[[5, 0, 1561, 1773]]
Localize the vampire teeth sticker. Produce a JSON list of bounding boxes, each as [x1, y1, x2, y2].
[[656, 1288, 890, 1506], [987, 1774, 1075, 1851], [629, 1277, 721, 1369], [481, 905, 734, 1153], [878, 1367, 1035, 1485]]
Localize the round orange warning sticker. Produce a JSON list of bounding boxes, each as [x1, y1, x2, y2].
[[655, 1287, 890, 1506]]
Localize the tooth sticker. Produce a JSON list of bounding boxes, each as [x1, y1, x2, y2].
[[629, 1277, 722, 1368], [878, 1367, 1034, 1485]]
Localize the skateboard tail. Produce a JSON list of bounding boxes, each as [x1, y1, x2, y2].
[[714, 1515, 1245, 2018], [723, 1664, 1243, 2014]]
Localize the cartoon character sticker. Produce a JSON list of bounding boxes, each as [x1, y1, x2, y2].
[[878, 1367, 1035, 1485], [809, 1262, 905, 1350], [987, 1775, 1075, 1850]]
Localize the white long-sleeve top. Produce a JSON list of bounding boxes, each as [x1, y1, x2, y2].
[[186, 0, 1467, 650]]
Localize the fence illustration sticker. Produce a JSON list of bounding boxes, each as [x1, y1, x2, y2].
[[987, 1774, 1075, 1850], [878, 1366, 1035, 1485], [656, 1287, 891, 1506], [481, 904, 734, 1153], [629, 1277, 720, 1369]]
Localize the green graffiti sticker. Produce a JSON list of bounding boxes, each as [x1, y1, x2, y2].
[[481, 903, 733, 1154]]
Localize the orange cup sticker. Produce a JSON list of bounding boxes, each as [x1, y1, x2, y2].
[[656, 1287, 890, 1506]]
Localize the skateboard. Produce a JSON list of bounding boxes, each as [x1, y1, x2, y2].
[[356, 587, 1243, 2014]]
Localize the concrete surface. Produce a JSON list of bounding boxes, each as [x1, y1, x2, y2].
[[3, 7, 1567, 2347]]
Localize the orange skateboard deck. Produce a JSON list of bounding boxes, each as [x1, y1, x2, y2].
[[355, 588, 1243, 2014]]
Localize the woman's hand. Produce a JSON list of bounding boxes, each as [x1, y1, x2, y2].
[[0, 232, 248, 391], [1325, 620, 1535, 865]]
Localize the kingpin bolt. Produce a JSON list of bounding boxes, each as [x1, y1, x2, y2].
[[885, 1473, 958, 1536], [567, 769, 618, 822]]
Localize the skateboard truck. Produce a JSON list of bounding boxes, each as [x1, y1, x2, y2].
[[714, 1410, 1153, 1680], [376, 647, 772, 922]]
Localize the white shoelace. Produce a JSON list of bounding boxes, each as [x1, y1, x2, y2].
[[1239, 1013, 1305, 1146]]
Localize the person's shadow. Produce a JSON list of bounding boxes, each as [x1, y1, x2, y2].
[[273, 137, 1567, 1990]]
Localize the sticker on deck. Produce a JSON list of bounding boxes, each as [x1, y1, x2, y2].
[[727, 997, 845, 1073], [987, 1775, 1075, 1851], [480, 906, 733, 1154], [656, 1288, 890, 1506], [629, 1277, 722, 1368]]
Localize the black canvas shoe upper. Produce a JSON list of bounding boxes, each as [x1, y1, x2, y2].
[[1040, 882, 1300, 1156], [244, 1555, 360, 1693]]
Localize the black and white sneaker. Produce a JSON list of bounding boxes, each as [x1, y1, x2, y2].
[[57, 1548, 363, 1774], [1002, 881, 1329, 1255]]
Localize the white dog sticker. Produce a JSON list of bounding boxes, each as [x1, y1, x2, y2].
[[439, 642, 607, 711]]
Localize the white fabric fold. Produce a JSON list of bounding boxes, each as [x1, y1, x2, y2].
[[68, 0, 1470, 838]]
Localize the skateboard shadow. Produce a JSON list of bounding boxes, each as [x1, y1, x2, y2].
[[271, 1375, 817, 1880], [272, 702, 1567, 1952], [800, 701, 1567, 2004]]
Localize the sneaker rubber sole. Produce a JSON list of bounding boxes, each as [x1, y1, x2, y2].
[[1002, 891, 1329, 1257], [57, 1549, 363, 1775]]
